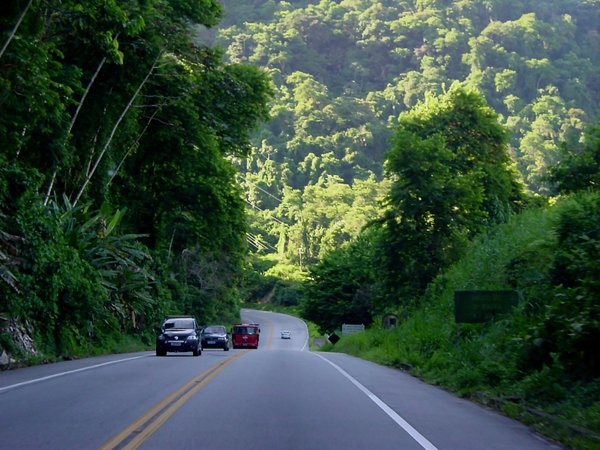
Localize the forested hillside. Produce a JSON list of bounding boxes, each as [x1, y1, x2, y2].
[[211, 4, 599, 445], [0, 0, 272, 357], [208, 0, 600, 269], [2, 0, 598, 385]]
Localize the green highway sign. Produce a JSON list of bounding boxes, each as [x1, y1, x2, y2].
[[454, 290, 518, 323]]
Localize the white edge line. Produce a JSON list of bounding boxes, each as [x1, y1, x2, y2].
[[300, 320, 309, 352], [0, 354, 152, 393], [314, 353, 439, 450]]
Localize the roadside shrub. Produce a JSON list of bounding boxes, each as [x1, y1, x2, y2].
[[520, 193, 600, 379], [1, 166, 159, 357]]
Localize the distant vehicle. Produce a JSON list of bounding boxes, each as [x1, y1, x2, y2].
[[201, 325, 230, 351], [231, 323, 260, 349], [155, 316, 202, 356], [281, 330, 291, 339]]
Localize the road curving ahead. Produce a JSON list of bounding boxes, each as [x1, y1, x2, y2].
[[0, 309, 563, 450]]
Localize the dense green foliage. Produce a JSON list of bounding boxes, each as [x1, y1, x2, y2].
[[320, 193, 599, 449], [2, 3, 599, 447], [527, 194, 600, 379], [208, 0, 600, 269], [302, 228, 381, 333], [0, 0, 273, 357], [296, 53, 599, 450], [240, 255, 305, 307], [301, 87, 532, 331], [546, 120, 600, 194], [302, 119, 599, 450], [377, 86, 526, 302]]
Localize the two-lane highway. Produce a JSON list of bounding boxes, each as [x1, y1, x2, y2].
[[0, 310, 563, 449], [241, 309, 309, 351]]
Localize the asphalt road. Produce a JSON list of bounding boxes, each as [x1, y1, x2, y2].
[[0, 309, 563, 450]]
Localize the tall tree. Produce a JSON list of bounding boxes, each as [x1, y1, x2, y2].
[[546, 119, 600, 194], [301, 228, 381, 334], [0, 0, 274, 354], [377, 86, 526, 303]]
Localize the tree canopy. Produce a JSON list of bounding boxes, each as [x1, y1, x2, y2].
[[207, 0, 599, 269], [546, 119, 600, 194], [0, 0, 273, 355]]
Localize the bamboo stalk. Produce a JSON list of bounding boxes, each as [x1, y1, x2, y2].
[[107, 101, 165, 186], [0, 0, 34, 60], [72, 51, 164, 207], [44, 57, 107, 205]]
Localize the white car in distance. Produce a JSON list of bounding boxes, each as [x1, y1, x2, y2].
[[281, 330, 291, 339]]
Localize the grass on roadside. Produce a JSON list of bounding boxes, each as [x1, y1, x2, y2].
[[319, 197, 600, 450]]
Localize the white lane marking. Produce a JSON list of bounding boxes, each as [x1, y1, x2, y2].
[[0, 354, 152, 393], [314, 353, 439, 450], [300, 320, 309, 352]]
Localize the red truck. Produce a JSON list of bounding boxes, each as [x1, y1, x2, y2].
[[231, 323, 260, 349]]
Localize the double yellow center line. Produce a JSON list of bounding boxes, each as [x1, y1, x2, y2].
[[264, 315, 274, 350], [100, 351, 247, 450]]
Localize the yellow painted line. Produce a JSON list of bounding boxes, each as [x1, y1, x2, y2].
[[99, 351, 246, 450], [262, 314, 274, 350]]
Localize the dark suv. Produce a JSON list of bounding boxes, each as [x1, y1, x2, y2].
[[155, 316, 202, 356], [200, 325, 230, 351]]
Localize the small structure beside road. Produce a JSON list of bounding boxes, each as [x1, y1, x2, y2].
[[342, 323, 365, 336]]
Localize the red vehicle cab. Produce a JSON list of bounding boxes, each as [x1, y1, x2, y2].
[[231, 323, 260, 349]]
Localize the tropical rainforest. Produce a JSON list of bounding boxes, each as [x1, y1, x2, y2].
[[1, 0, 599, 447], [211, 0, 599, 270], [210, 1, 599, 447], [0, 0, 272, 356]]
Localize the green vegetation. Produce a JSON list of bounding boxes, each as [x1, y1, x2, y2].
[[1, 0, 272, 359], [302, 228, 381, 333], [240, 254, 306, 307], [318, 192, 599, 449], [377, 86, 528, 303], [2, 2, 599, 448], [215, 2, 599, 446], [547, 120, 600, 194], [301, 87, 599, 448], [210, 0, 600, 269]]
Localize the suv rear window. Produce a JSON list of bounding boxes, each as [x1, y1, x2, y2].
[[164, 319, 194, 329]]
